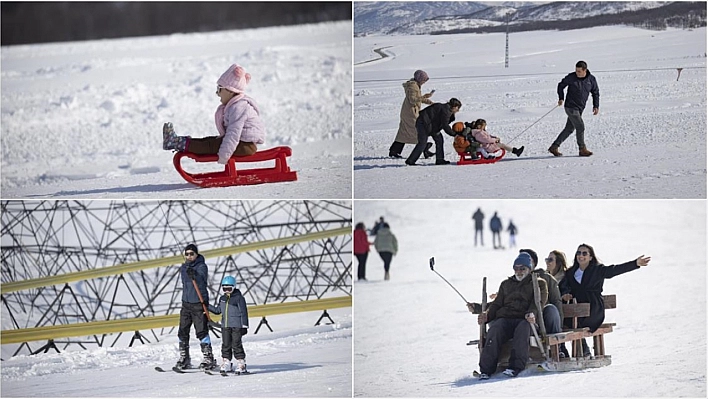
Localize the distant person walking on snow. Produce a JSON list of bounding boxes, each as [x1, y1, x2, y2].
[[548, 60, 600, 157], [163, 64, 265, 163], [472, 208, 485, 247], [405, 98, 462, 166], [507, 220, 518, 248], [490, 212, 503, 249], [374, 223, 398, 281], [389, 70, 435, 159], [354, 222, 371, 281]]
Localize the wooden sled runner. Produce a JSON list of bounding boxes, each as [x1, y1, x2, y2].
[[456, 149, 506, 165], [470, 276, 616, 373], [173, 146, 298, 188]]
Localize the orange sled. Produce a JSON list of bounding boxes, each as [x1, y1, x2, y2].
[[173, 146, 298, 188], [456, 149, 506, 165]]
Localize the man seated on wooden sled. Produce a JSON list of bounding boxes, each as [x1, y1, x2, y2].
[[470, 253, 548, 379]]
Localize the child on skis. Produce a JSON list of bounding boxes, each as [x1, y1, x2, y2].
[[207, 275, 250, 374], [162, 64, 265, 164]]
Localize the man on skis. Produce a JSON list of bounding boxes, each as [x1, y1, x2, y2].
[[175, 244, 217, 370]]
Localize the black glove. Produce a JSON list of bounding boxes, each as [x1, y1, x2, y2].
[[186, 267, 196, 278], [240, 328, 248, 336]]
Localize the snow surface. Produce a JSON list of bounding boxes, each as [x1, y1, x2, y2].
[[354, 26, 707, 199], [1, 309, 352, 397], [353, 200, 706, 397], [1, 21, 352, 199]]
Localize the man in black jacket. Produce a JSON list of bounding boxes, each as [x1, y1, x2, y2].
[[405, 98, 461, 166], [548, 61, 600, 157]]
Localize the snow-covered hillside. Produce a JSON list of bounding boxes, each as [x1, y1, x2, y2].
[[353, 200, 706, 397], [1, 21, 352, 199], [354, 26, 706, 199], [1, 309, 352, 397]]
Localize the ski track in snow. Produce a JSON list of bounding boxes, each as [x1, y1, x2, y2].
[[353, 26, 706, 199], [353, 200, 706, 397], [1, 21, 352, 199]]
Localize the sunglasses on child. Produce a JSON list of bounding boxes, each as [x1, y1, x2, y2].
[[576, 251, 590, 256], [185, 251, 196, 256], [222, 285, 234, 292]]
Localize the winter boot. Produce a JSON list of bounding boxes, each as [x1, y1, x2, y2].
[[559, 343, 570, 359], [235, 358, 248, 374], [199, 343, 217, 370], [579, 146, 593, 157], [163, 122, 187, 151], [220, 358, 232, 373], [175, 341, 191, 369], [435, 159, 450, 165], [423, 142, 434, 159], [511, 146, 524, 157], [581, 339, 592, 357], [465, 145, 480, 160], [548, 144, 562, 157], [502, 368, 518, 377], [388, 152, 402, 159], [477, 372, 490, 380], [384, 271, 390, 280]]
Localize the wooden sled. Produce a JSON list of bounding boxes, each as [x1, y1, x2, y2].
[[456, 149, 506, 165], [471, 276, 616, 373], [173, 146, 297, 188]]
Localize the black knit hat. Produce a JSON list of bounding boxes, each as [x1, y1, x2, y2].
[[519, 248, 538, 267], [184, 244, 198, 255]]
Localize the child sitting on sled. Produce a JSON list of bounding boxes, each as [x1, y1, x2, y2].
[[452, 122, 481, 160], [469, 119, 524, 158], [162, 64, 265, 164]]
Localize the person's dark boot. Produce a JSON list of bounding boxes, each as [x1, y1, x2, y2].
[[388, 152, 402, 159], [175, 341, 191, 369], [423, 142, 434, 159], [581, 339, 592, 357], [548, 144, 562, 157], [511, 146, 524, 157], [435, 159, 450, 165], [559, 343, 570, 359], [579, 146, 593, 157], [199, 343, 217, 370], [466, 146, 479, 160]]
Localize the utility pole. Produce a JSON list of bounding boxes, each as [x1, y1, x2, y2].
[[505, 11, 511, 68]]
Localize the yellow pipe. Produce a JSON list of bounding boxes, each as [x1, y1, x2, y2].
[[1, 226, 351, 294], [1, 296, 351, 345]]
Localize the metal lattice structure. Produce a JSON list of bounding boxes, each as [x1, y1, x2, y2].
[[0, 200, 352, 356]]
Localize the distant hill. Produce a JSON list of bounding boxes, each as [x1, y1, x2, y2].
[[355, 1, 706, 36]]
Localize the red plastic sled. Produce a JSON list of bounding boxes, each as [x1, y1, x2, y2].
[[173, 146, 298, 188], [456, 149, 506, 165]]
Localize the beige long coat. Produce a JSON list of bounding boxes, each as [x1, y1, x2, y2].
[[394, 79, 433, 144]]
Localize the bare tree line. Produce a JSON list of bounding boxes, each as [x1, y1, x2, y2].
[[1, 2, 352, 46]]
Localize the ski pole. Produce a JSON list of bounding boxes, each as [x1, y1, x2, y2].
[[429, 257, 469, 303], [507, 104, 560, 144]]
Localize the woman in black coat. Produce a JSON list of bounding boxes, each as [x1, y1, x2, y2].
[[563, 243, 651, 356]]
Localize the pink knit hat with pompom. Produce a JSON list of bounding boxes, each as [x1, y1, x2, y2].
[[217, 64, 251, 93]]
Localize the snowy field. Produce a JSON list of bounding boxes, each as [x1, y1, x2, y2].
[[1, 309, 352, 397], [1, 21, 352, 199], [354, 26, 707, 199], [353, 200, 706, 397]]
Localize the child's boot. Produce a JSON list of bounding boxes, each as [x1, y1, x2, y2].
[[235, 358, 248, 374], [512, 146, 524, 157], [163, 122, 187, 151], [220, 358, 232, 373]]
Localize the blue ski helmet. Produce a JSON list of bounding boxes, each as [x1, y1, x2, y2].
[[221, 276, 236, 286]]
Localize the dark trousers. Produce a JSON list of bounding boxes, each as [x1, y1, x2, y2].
[[479, 318, 531, 375], [221, 327, 246, 360], [178, 302, 209, 343], [406, 123, 444, 164], [474, 228, 483, 246], [553, 107, 586, 148], [378, 251, 393, 272], [492, 231, 501, 248], [187, 136, 257, 156], [543, 304, 562, 334], [356, 253, 368, 280]]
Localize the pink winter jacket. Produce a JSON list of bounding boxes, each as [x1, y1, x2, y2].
[[215, 95, 265, 164], [471, 129, 502, 153]]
